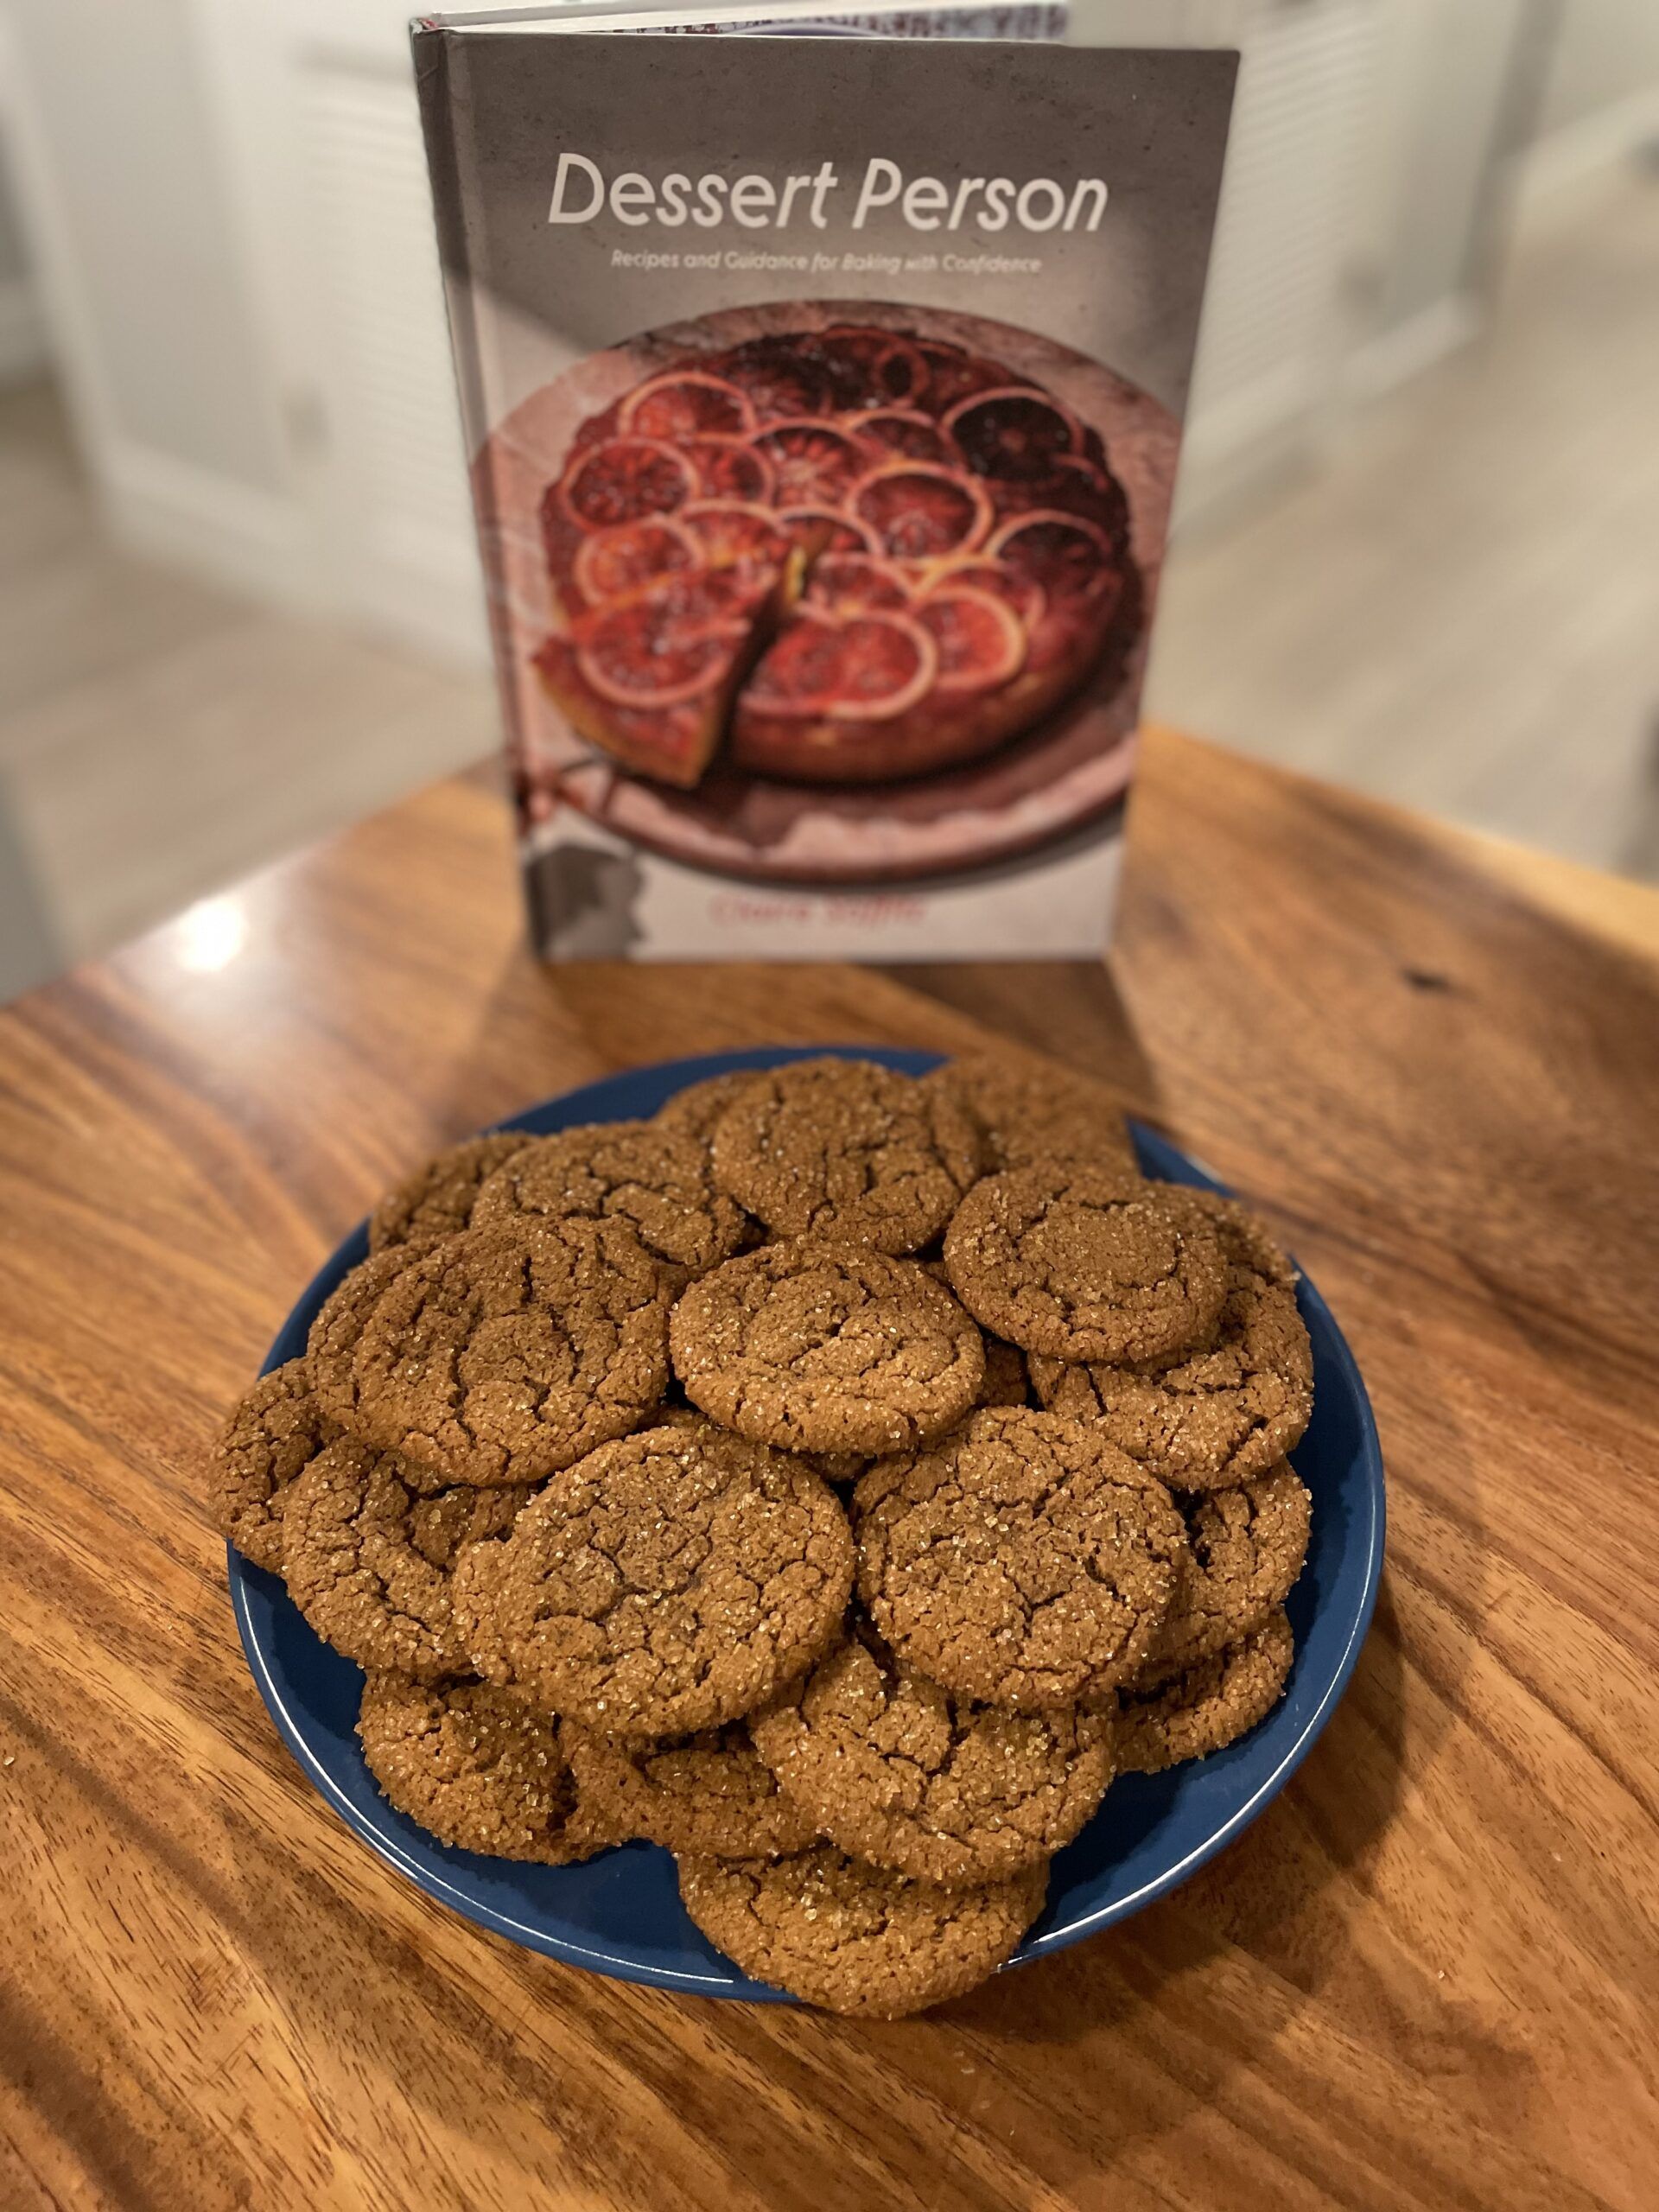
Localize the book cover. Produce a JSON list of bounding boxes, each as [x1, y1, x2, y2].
[[414, 7, 1236, 959]]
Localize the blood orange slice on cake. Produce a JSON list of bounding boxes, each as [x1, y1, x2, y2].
[[743, 611, 936, 723], [817, 325, 930, 407], [804, 552, 915, 614], [776, 506, 879, 556], [538, 571, 772, 788], [915, 587, 1027, 695], [945, 386, 1084, 480], [912, 339, 1005, 414], [683, 435, 775, 504], [1025, 453, 1130, 543], [617, 372, 755, 441], [929, 556, 1046, 629], [571, 516, 702, 607], [575, 578, 749, 710], [560, 437, 697, 529], [751, 420, 868, 507], [680, 500, 792, 585], [714, 335, 838, 422], [850, 409, 957, 465], [850, 463, 993, 561], [988, 510, 1120, 602]]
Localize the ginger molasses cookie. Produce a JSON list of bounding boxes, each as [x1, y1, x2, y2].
[[308, 1245, 428, 1437], [1139, 1465, 1309, 1676], [917, 1265, 1027, 1412], [209, 1359, 336, 1573], [358, 1672, 600, 1864], [751, 1629, 1114, 1886], [926, 1050, 1138, 1178], [282, 1437, 532, 1680], [474, 1122, 747, 1286], [853, 1408, 1187, 1709], [345, 1223, 669, 1486], [944, 1166, 1227, 1363], [677, 1843, 1046, 2017], [1113, 1610, 1295, 1774], [368, 1132, 537, 1254], [652, 1069, 768, 1147], [709, 1058, 982, 1255], [1030, 1192, 1312, 1490], [452, 1425, 853, 1738], [655, 1403, 863, 1491], [1190, 1190, 1297, 1292], [670, 1241, 985, 1457], [561, 1720, 818, 1859]]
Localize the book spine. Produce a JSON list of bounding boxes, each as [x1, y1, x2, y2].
[[411, 25, 528, 835], [412, 29, 485, 435]]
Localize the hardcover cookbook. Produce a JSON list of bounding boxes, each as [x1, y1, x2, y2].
[[414, 4, 1237, 957]]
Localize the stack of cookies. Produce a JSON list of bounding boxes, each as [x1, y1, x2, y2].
[[212, 1049, 1314, 2018]]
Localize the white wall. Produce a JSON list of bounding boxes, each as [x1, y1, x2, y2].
[[4, 0, 284, 490], [1363, 0, 1526, 340], [0, 148, 28, 282], [0, 126, 48, 380], [1541, 0, 1659, 135]]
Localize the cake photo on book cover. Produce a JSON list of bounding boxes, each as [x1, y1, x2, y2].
[[534, 316, 1135, 785], [479, 300, 1178, 883]]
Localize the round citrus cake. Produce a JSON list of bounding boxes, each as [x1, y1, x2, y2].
[[531, 322, 1138, 789]]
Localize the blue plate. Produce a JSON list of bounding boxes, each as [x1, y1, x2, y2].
[[232, 1045, 1384, 1999]]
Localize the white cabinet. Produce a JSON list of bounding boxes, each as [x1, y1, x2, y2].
[[1177, 1, 1386, 508], [192, 0, 482, 658]]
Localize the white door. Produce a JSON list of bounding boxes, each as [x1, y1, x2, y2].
[[1180, 0, 1383, 498], [190, 0, 485, 660], [1075, 0, 1388, 518]]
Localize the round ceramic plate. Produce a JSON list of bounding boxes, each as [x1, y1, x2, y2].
[[232, 1046, 1385, 2000]]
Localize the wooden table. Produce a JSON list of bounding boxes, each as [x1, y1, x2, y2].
[[2, 729, 1654, 2212]]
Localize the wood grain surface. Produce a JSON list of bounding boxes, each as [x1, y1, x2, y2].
[[1, 728, 1655, 2212]]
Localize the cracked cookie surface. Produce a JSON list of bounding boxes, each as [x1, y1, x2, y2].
[[710, 1058, 982, 1255], [1030, 1192, 1311, 1488], [368, 1133, 537, 1254], [308, 1246, 430, 1439], [853, 1408, 1187, 1709], [209, 1359, 336, 1573], [452, 1425, 853, 1738], [474, 1122, 748, 1284], [751, 1629, 1113, 1885], [562, 1719, 818, 1858], [925, 1051, 1138, 1177], [653, 1069, 769, 1147], [1111, 1609, 1295, 1773], [677, 1843, 1046, 2017], [282, 1436, 533, 1679], [944, 1167, 1227, 1363], [343, 1224, 669, 1486], [670, 1241, 985, 1456], [358, 1672, 599, 1863], [1136, 1464, 1309, 1676]]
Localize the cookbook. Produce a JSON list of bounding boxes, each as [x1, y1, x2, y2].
[[414, 3, 1236, 958]]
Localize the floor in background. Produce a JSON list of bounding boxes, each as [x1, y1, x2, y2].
[[1, 162, 1656, 1002], [0, 378, 499, 997], [1147, 162, 1659, 880]]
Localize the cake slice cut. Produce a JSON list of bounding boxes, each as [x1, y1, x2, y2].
[[533, 569, 769, 790]]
